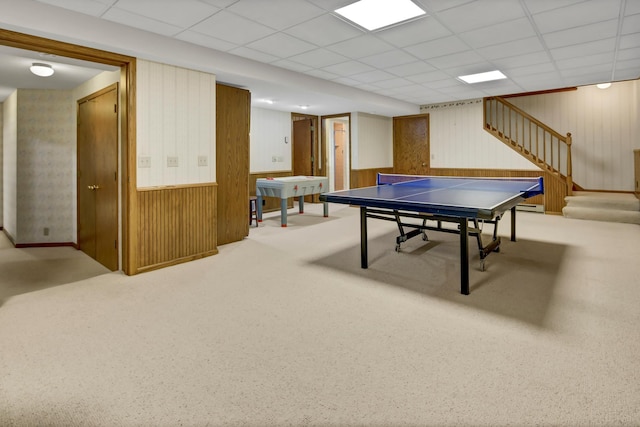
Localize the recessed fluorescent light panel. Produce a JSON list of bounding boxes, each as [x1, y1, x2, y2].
[[458, 70, 507, 84], [335, 0, 426, 31]]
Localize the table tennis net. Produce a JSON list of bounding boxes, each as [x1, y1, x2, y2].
[[376, 173, 544, 196]]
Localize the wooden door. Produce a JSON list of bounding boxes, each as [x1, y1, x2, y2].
[[393, 114, 430, 175], [216, 83, 250, 245], [78, 85, 118, 270], [293, 118, 313, 202]]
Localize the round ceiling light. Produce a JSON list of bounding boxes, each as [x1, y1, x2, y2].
[[596, 82, 611, 89], [30, 63, 54, 77]]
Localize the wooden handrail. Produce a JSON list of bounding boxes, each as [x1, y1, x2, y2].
[[483, 96, 573, 196]]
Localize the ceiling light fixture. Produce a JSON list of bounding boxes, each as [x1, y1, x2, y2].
[[299, 105, 309, 110], [30, 62, 54, 77], [334, 0, 426, 31], [458, 70, 507, 84], [596, 82, 611, 89]]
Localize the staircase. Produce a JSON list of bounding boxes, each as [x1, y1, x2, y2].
[[563, 192, 640, 225], [483, 96, 574, 195]]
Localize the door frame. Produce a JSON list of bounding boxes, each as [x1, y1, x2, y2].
[[321, 113, 351, 192], [0, 29, 137, 274]]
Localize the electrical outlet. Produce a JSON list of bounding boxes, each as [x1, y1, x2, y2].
[[272, 156, 277, 162], [43, 227, 49, 236], [167, 156, 179, 167], [198, 155, 208, 167], [138, 156, 151, 168], [277, 156, 284, 162]]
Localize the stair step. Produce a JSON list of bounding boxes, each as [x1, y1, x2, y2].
[[565, 193, 640, 212], [562, 206, 640, 225]]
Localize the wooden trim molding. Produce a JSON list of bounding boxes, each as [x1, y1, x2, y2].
[[0, 29, 138, 275]]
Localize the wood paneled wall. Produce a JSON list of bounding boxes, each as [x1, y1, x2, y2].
[[350, 167, 394, 188], [250, 171, 293, 212], [136, 184, 217, 273], [429, 168, 567, 214]]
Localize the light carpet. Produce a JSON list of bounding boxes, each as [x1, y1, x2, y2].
[[1, 204, 639, 426]]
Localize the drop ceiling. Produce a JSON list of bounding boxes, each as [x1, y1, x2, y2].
[[1, 0, 639, 115]]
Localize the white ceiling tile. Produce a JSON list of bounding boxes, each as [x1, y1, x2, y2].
[[458, 18, 537, 49], [288, 48, 349, 68], [620, 32, 640, 50], [113, 0, 218, 28], [102, 8, 182, 36], [270, 59, 314, 73], [386, 61, 436, 77], [561, 63, 612, 78], [246, 33, 316, 58], [426, 50, 484, 69], [617, 46, 640, 61], [406, 70, 451, 83], [492, 51, 551, 69], [622, 13, 640, 34], [505, 62, 557, 78], [522, 0, 586, 15], [35, 0, 111, 15], [374, 78, 414, 90], [556, 52, 615, 71], [176, 31, 237, 51], [350, 69, 397, 84], [416, 0, 475, 13], [404, 36, 469, 60], [327, 35, 395, 59], [436, 0, 526, 33], [550, 38, 616, 61], [543, 20, 619, 49], [305, 0, 354, 11], [625, 0, 640, 15], [374, 16, 452, 47], [533, 0, 622, 34], [359, 49, 417, 68], [331, 76, 362, 86], [198, 0, 237, 7], [614, 66, 640, 80], [477, 37, 545, 60], [322, 61, 375, 76], [226, 0, 324, 30], [228, 46, 280, 63], [190, 11, 276, 45], [304, 69, 340, 80], [285, 14, 363, 46]]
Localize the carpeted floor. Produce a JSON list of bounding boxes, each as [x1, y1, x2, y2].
[[1, 204, 639, 426]]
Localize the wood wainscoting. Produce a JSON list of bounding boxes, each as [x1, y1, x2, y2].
[[350, 167, 394, 188], [429, 168, 567, 214], [250, 171, 294, 213], [136, 183, 218, 273]]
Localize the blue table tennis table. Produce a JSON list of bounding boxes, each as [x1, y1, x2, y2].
[[319, 174, 544, 295]]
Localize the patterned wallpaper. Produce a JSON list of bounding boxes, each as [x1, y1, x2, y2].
[[16, 89, 75, 244]]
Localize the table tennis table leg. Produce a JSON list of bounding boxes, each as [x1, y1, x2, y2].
[[510, 206, 516, 241], [460, 219, 469, 295], [360, 206, 368, 269]]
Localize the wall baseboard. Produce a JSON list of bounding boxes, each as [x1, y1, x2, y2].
[[14, 242, 77, 249]]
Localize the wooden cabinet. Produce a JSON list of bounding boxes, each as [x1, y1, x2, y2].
[[635, 150, 640, 199], [216, 84, 250, 245]]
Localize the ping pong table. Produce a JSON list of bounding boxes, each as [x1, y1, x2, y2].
[[319, 173, 544, 295]]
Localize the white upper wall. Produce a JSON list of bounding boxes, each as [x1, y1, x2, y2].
[[425, 99, 537, 171], [508, 80, 640, 191], [351, 113, 393, 170], [136, 59, 216, 188], [250, 107, 291, 173]]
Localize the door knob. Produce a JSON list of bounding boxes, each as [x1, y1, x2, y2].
[[94, 185, 101, 190], [88, 185, 95, 190]]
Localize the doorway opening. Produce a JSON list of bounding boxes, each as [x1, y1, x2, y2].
[[322, 114, 351, 192]]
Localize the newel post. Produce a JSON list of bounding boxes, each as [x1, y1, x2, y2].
[[566, 132, 573, 196]]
